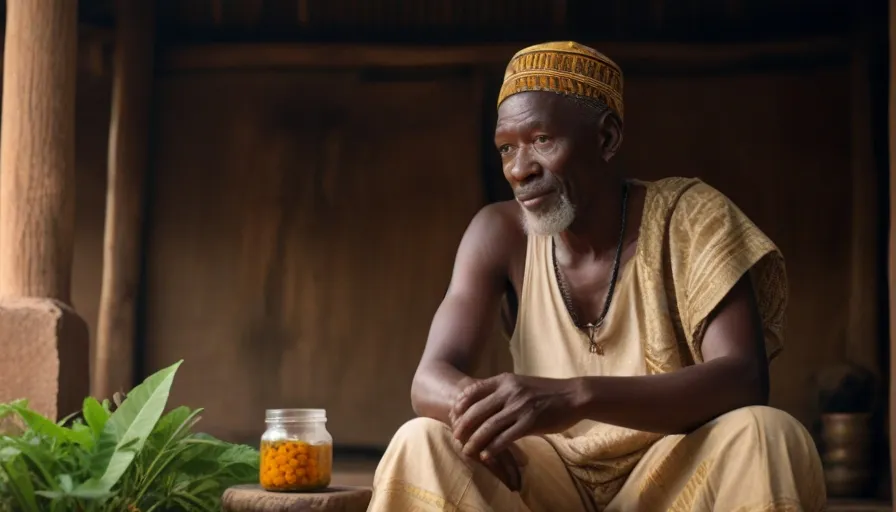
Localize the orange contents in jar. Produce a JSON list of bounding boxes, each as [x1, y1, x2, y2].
[[259, 440, 332, 491]]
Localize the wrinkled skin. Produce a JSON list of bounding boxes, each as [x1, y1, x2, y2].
[[495, 92, 623, 230]]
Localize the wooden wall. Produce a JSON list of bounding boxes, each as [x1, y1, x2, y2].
[[142, 69, 507, 445], [150, 0, 850, 43], [127, 54, 868, 447]]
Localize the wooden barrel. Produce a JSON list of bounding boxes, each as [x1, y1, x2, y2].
[[222, 484, 372, 512]]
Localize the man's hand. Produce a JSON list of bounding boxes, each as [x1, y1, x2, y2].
[[448, 373, 583, 461], [440, 377, 523, 492]]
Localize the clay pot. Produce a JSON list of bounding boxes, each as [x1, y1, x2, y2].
[[820, 413, 873, 498]]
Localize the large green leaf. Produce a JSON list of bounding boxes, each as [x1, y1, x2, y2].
[[214, 443, 259, 482], [4, 402, 91, 448], [178, 440, 257, 481], [76, 360, 183, 494], [81, 398, 109, 442]]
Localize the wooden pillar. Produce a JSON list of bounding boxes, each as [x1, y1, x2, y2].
[[846, 0, 880, 376], [0, 0, 88, 420], [94, 0, 156, 398], [0, 0, 78, 301], [889, 0, 896, 500]]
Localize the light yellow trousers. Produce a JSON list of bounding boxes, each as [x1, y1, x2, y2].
[[367, 406, 826, 511]]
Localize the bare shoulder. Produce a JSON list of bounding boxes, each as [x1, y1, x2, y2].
[[468, 200, 526, 246], [450, 200, 526, 292]]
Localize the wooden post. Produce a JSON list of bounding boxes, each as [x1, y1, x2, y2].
[[889, 0, 896, 500], [0, 0, 89, 420], [845, 3, 879, 376], [94, 0, 156, 398], [0, 0, 78, 302]]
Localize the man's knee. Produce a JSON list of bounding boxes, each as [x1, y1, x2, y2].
[[374, 417, 459, 485], [713, 406, 820, 460], [386, 417, 454, 454], [715, 405, 807, 436]]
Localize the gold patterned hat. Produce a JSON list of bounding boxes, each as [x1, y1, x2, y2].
[[497, 41, 624, 120]]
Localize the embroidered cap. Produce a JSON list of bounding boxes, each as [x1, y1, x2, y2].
[[497, 41, 624, 120]]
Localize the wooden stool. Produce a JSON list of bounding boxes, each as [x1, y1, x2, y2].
[[222, 484, 372, 512]]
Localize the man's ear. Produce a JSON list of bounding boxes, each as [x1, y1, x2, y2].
[[599, 111, 624, 162]]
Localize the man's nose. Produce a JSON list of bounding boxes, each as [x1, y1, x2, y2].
[[509, 146, 541, 182]]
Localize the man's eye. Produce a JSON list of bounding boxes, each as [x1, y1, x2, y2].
[[535, 135, 549, 143], [499, 145, 512, 154]]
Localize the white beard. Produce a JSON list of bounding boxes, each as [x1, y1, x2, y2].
[[520, 193, 575, 236]]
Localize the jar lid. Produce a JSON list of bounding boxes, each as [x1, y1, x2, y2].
[[265, 408, 327, 423]]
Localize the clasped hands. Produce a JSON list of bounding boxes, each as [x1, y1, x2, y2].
[[447, 373, 583, 492]]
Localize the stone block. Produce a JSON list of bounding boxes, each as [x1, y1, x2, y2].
[[0, 297, 89, 420]]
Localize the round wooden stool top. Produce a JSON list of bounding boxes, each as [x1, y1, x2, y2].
[[222, 484, 372, 512]]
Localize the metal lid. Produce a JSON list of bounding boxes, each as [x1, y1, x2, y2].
[[265, 408, 327, 423]]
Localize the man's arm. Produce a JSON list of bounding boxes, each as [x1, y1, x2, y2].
[[410, 203, 520, 425], [451, 273, 770, 458]]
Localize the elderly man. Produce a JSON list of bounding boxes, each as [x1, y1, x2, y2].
[[367, 42, 825, 511]]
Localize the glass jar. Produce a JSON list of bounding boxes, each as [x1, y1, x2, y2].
[[259, 408, 333, 492]]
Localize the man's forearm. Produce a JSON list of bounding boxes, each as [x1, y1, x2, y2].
[[571, 356, 767, 435], [411, 363, 477, 425]]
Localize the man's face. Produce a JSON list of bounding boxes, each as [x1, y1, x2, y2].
[[494, 92, 601, 236]]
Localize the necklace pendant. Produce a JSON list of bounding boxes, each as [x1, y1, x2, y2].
[[586, 324, 604, 355]]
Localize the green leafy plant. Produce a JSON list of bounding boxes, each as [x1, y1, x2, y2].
[[0, 360, 259, 511]]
